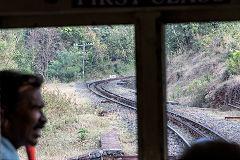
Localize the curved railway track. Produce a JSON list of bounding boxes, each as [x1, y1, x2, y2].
[[168, 111, 229, 142], [87, 76, 230, 159], [87, 76, 136, 110], [167, 125, 191, 148]]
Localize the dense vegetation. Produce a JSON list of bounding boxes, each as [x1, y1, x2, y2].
[[166, 22, 240, 108], [0, 25, 135, 82]]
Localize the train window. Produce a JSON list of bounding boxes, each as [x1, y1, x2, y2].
[[0, 25, 137, 159], [166, 22, 240, 159]]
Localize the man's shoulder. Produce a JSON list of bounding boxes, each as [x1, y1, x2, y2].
[[1, 137, 20, 160]]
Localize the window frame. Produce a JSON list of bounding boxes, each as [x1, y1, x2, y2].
[[1, 2, 240, 160]]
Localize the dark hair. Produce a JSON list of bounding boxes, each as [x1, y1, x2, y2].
[[0, 70, 43, 115], [179, 141, 240, 160]]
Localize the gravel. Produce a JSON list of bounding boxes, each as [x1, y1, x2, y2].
[[168, 105, 240, 144], [75, 82, 138, 148], [102, 80, 136, 102], [168, 121, 197, 145], [76, 80, 240, 159], [167, 129, 186, 158]]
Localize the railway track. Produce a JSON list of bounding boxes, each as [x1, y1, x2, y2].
[[225, 116, 240, 120], [225, 102, 240, 120], [167, 111, 229, 142], [87, 76, 230, 159], [228, 102, 240, 110], [87, 76, 136, 110], [167, 125, 191, 148]]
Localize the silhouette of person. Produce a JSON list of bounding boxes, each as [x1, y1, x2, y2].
[[179, 139, 240, 160], [1, 70, 47, 160]]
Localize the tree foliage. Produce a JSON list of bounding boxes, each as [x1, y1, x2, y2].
[[47, 51, 82, 82], [166, 22, 240, 77], [227, 50, 240, 75], [25, 28, 63, 77], [165, 22, 220, 56], [0, 25, 135, 82]]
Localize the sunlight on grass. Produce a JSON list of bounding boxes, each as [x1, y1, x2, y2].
[[18, 82, 137, 159]]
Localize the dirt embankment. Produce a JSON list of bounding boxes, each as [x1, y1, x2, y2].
[[206, 78, 240, 109], [167, 53, 240, 109]]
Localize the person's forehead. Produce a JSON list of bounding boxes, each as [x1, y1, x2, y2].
[[18, 86, 42, 103], [19, 85, 38, 93]]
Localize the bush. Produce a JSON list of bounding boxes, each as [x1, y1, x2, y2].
[[78, 128, 89, 142], [189, 87, 208, 108], [227, 49, 240, 75], [47, 51, 82, 82], [220, 69, 231, 82]]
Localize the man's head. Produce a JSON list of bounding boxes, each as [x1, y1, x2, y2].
[[179, 140, 240, 160], [0, 70, 47, 149]]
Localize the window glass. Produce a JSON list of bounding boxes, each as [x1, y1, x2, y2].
[[0, 25, 137, 159], [166, 22, 240, 159]]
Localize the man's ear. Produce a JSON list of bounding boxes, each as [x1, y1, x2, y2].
[[1, 106, 16, 123], [1, 105, 9, 121], [1, 106, 12, 130], [1, 106, 6, 127], [1, 106, 4, 120]]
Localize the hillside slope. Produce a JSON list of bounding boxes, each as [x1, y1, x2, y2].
[[167, 50, 240, 109]]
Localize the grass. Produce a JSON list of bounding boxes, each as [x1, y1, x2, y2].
[[18, 82, 137, 160], [167, 50, 226, 107]]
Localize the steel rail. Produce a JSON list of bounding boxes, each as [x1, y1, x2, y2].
[[228, 103, 240, 110], [168, 114, 206, 139], [88, 77, 229, 143], [167, 111, 229, 142], [235, 102, 240, 105], [87, 80, 137, 110], [88, 76, 136, 106], [99, 83, 136, 106], [225, 116, 240, 120], [88, 78, 197, 140], [167, 125, 191, 148], [87, 76, 230, 160]]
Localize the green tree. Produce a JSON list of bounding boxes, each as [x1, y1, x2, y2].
[[227, 50, 240, 75], [47, 51, 83, 82]]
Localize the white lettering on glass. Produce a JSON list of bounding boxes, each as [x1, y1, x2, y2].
[[100, 0, 114, 5], [167, 0, 180, 4], [152, 0, 165, 5], [132, 0, 139, 5], [115, 0, 128, 5]]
